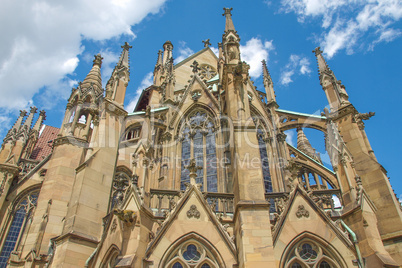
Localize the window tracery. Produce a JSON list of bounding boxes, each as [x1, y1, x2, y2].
[[110, 172, 130, 210], [0, 190, 39, 267], [165, 240, 218, 268], [252, 115, 272, 193], [179, 111, 217, 192], [200, 64, 217, 80], [284, 240, 340, 268]]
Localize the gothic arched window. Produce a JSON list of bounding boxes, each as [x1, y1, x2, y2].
[[284, 240, 340, 268], [165, 240, 218, 268], [0, 190, 39, 267], [257, 128, 272, 193], [179, 111, 217, 192]]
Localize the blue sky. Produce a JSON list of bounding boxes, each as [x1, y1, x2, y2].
[[0, 0, 401, 197]]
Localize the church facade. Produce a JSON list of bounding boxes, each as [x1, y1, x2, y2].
[[0, 8, 401, 268]]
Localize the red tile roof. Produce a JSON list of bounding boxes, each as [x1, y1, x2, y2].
[[30, 125, 59, 160]]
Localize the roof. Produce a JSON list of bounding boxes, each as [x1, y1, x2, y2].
[[174, 47, 218, 69], [30, 125, 60, 160]]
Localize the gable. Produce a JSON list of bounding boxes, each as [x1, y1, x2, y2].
[[174, 48, 218, 90], [145, 186, 236, 267], [274, 189, 355, 267]]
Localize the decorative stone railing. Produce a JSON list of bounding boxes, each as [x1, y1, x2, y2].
[[18, 159, 39, 177], [203, 192, 234, 218], [149, 189, 235, 219], [265, 189, 342, 215], [150, 189, 182, 217]]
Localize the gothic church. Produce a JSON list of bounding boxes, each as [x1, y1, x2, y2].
[[0, 8, 401, 268]]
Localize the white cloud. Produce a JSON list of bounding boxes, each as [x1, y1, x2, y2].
[[175, 41, 194, 64], [280, 0, 402, 58], [280, 54, 311, 85], [210, 46, 219, 57], [240, 38, 274, 78], [284, 129, 296, 147], [0, 0, 167, 112], [99, 49, 120, 87], [125, 72, 153, 112]]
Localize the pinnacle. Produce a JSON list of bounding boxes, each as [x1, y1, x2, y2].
[[81, 54, 103, 95], [297, 127, 321, 163], [223, 7, 235, 32], [312, 46, 330, 75], [118, 42, 131, 69]]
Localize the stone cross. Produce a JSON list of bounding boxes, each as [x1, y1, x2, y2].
[[202, 39, 211, 47], [190, 60, 200, 73]]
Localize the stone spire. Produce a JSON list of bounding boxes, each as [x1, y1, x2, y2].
[[297, 127, 321, 163], [222, 8, 241, 65], [312, 47, 330, 77], [153, 50, 164, 87], [22, 107, 38, 130], [223, 7, 235, 32], [11, 110, 27, 133], [81, 54, 103, 96], [262, 60, 276, 104], [156, 50, 163, 66], [117, 42, 132, 70], [32, 110, 46, 131], [313, 47, 350, 110]]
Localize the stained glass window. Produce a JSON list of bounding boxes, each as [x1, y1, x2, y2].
[[206, 128, 217, 192], [172, 262, 183, 268], [181, 128, 191, 190], [180, 112, 217, 192], [0, 192, 38, 267], [257, 130, 272, 193], [319, 261, 332, 268]]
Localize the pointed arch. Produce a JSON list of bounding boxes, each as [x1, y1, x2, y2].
[[175, 105, 220, 192], [175, 103, 219, 137], [280, 232, 349, 268], [159, 232, 225, 268], [99, 244, 120, 268], [0, 186, 40, 267], [250, 107, 275, 193]]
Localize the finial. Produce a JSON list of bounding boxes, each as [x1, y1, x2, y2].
[[20, 110, 27, 117], [93, 54, 103, 67], [222, 7, 233, 17], [29, 106, 38, 114], [313, 47, 323, 56], [190, 60, 200, 73], [202, 39, 211, 47], [121, 42, 132, 50]]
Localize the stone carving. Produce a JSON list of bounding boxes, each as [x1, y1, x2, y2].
[[191, 90, 201, 101], [110, 219, 117, 233], [296, 205, 309, 218], [113, 209, 137, 224], [355, 175, 363, 202], [187, 204, 200, 219]]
